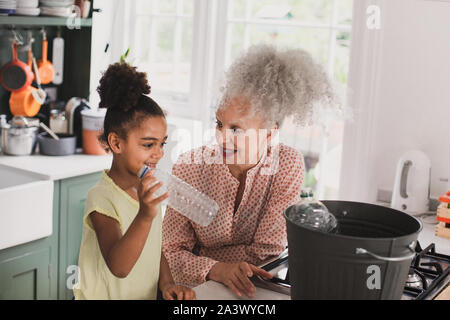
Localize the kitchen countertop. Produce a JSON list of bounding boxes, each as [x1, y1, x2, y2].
[[0, 152, 112, 180], [193, 280, 290, 301]]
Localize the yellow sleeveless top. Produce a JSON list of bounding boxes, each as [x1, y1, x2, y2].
[[73, 170, 162, 300]]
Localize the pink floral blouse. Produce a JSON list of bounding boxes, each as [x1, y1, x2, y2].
[[162, 143, 304, 287]]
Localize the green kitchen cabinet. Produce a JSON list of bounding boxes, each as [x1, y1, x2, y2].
[[0, 183, 60, 300], [0, 171, 102, 300], [57, 172, 102, 300]]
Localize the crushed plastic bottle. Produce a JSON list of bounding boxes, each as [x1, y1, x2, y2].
[[138, 166, 219, 226], [286, 190, 338, 233]]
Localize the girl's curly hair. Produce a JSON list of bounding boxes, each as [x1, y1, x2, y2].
[[218, 44, 340, 127], [96, 62, 165, 150]]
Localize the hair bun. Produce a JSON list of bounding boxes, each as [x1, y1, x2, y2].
[[97, 62, 151, 112]]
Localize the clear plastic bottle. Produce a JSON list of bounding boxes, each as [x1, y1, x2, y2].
[[138, 166, 219, 226], [286, 190, 338, 233]]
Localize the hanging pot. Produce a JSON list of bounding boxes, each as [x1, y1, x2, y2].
[[37, 34, 54, 85], [9, 50, 43, 117], [0, 42, 34, 92]]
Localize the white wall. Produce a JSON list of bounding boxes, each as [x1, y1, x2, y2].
[[340, 0, 450, 202]]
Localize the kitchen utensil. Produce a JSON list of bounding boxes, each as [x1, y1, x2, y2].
[[10, 116, 39, 127], [9, 50, 43, 117], [38, 132, 76, 156], [40, 5, 74, 17], [9, 85, 41, 117], [14, 6, 39, 15], [27, 48, 35, 81], [65, 97, 90, 147], [39, 122, 59, 140], [1, 116, 39, 155], [284, 200, 422, 300], [0, 114, 7, 153], [37, 31, 54, 84], [16, 0, 38, 8], [49, 109, 68, 134], [391, 150, 431, 215], [40, 0, 74, 7], [0, 41, 34, 92], [52, 31, 64, 85], [81, 108, 106, 155], [0, 0, 16, 14], [31, 55, 47, 104]]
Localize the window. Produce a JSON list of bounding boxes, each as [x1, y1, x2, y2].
[[131, 0, 195, 102], [128, 0, 354, 199]]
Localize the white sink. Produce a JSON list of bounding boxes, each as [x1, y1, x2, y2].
[[0, 164, 53, 250]]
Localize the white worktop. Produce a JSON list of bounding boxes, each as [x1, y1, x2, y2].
[[0, 152, 112, 181], [194, 280, 290, 301]]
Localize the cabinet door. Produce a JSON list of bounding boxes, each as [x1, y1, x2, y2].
[[0, 248, 53, 300], [58, 172, 102, 300], [0, 181, 59, 300]]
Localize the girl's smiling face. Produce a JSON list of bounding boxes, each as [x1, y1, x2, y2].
[[109, 115, 168, 177]]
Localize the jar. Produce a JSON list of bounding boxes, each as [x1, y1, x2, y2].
[[81, 108, 107, 155], [50, 109, 68, 134]]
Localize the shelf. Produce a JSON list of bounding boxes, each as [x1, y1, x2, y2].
[[0, 16, 92, 28]]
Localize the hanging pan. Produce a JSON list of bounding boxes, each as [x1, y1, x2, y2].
[[0, 41, 34, 92]]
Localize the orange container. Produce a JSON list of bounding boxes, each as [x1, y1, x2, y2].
[[81, 109, 107, 155], [9, 86, 41, 117]]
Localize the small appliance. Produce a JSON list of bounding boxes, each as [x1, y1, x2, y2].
[[65, 97, 91, 148], [391, 150, 431, 215]]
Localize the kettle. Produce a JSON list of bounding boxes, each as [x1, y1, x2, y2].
[[391, 150, 431, 215]]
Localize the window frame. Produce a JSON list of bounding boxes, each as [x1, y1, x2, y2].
[[127, 0, 352, 122], [126, 0, 354, 199]]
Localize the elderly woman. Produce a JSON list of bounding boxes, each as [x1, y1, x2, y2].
[[162, 44, 336, 297]]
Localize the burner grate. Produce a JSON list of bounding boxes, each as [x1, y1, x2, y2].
[[403, 242, 450, 300]]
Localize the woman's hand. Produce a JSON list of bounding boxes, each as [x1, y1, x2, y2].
[[207, 261, 273, 298], [137, 171, 169, 221], [161, 283, 196, 300]]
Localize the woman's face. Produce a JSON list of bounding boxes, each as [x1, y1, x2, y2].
[[113, 116, 168, 176], [215, 98, 275, 168]]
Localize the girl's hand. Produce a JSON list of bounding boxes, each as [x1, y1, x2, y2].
[[161, 283, 196, 300], [207, 261, 273, 298], [137, 170, 169, 221]]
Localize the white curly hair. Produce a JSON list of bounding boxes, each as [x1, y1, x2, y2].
[[218, 44, 340, 127]]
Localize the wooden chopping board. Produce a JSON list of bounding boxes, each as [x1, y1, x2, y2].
[[435, 283, 450, 300]]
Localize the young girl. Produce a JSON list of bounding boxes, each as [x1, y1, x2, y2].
[[73, 62, 195, 300]]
